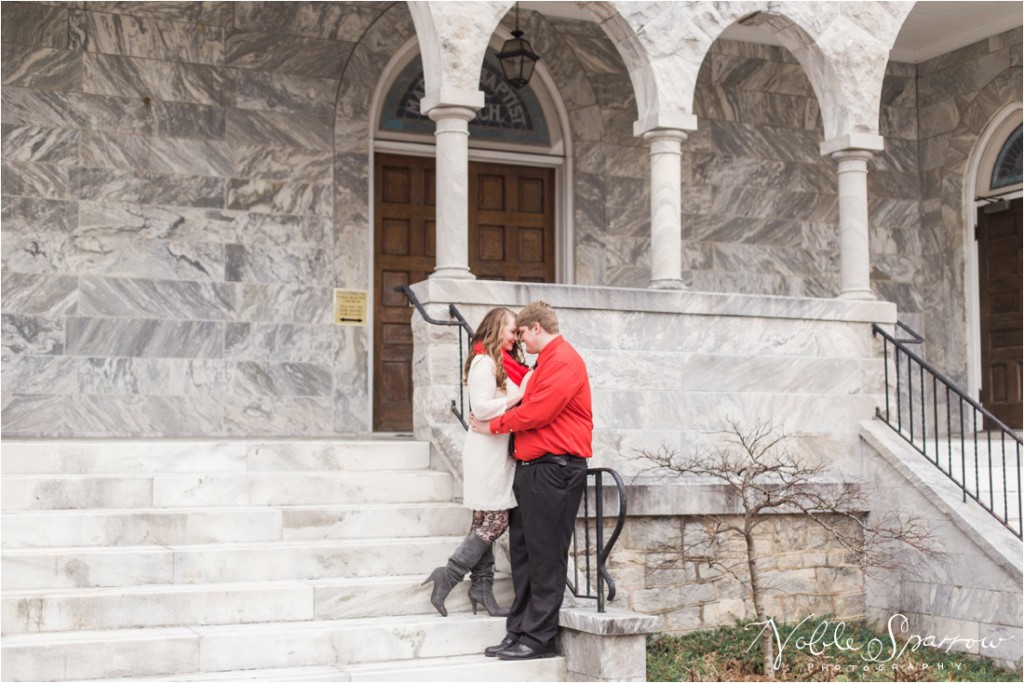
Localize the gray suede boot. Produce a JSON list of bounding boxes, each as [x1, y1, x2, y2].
[[422, 532, 490, 617], [468, 544, 508, 617]]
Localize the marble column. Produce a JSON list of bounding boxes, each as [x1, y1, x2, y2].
[[832, 149, 875, 300], [644, 129, 687, 290], [427, 105, 478, 280]]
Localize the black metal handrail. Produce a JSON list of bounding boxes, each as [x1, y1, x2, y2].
[[569, 467, 627, 612], [395, 285, 473, 428], [872, 322, 1023, 539]]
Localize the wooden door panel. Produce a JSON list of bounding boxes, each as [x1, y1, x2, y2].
[[374, 155, 556, 432], [977, 197, 1022, 430]]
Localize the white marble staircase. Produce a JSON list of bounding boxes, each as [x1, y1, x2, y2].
[[0, 440, 566, 681]]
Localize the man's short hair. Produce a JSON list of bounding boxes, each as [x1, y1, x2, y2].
[[516, 300, 559, 334]]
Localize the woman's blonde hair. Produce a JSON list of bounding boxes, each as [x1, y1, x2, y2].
[[463, 307, 524, 388]]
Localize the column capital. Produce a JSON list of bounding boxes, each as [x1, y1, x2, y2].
[[426, 104, 479, 124], [820, 133, 884, 156], [642, 128, 688, 145], [831, 148, 875, 164], [420, 88, 484, 115], [633, 112, 698, 137]]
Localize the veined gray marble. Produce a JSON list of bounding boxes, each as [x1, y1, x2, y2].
[[81, 2, 235, 27], [236, 213, 330, 247], [73, 168, 225, 208], [80, 131, 233, 177], [2, 161, 72, 200], [237, 284, 332, 324], [713, 242, 821, 277], [227, 109, 331, 151], [64, 394, 223, 436], [234, 3, 383, 42], [689, 214, 803, 248], [226, 179, 331, 217], [1, 3, 68, 49], [3, 355, 80, 394], [225, 396, 333, 435], [77, 202, 240, 243], [225, 244, 330, 285], [1, 124, 80, 165], [1, 314, 64, 359], [333, 324, 368, 433], [710, 120, 822, 163], [83, 52, 223, 106], [233, 144, 332, 184], [226, 69, 337, 117], [1, 87, 81, 129], [64, 237, 225, 282], [70, 10, 224, 66], [1, 394, 64, 436], [224, 31, 353, 79], [711, 53, 815, 98], [1, 197, 75, 236], [152, 100, 225, 139], [1, 273, 77, 316], [78, 276, 235, 320], [1, 45, 82, 92], [233, 361, 331, 398], [224, 323, 332, 363], [2, 236, 67, 274], [65, 317, 223, 359], [78, 357, 175, 396]]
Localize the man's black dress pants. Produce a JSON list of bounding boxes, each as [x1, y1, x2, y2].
[[505, 455, 588, 651]]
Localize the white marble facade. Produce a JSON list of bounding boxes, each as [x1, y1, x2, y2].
[[1, 2, 1021, 436]]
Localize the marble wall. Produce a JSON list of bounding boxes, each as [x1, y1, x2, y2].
[[408, 279, 896, 491], [2, 2, 1019, 437], [1, 1, 389, 436], [915, 28, 1022, 384]]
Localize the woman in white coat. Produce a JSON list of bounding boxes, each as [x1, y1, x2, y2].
[[423, 307, 530, 617]]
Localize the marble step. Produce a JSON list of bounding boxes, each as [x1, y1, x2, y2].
[[0, 613, 512, 682], [342, 654, 566, 682], [1, 503, 470, 548], [2, 575, 513, 635], [134, 656, 565, 682], [0, 440, 430, 475], [3, 536, 465, 590], [2, 470, 454, 510]]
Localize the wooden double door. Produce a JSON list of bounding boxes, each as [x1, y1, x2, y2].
[[977, 197, 1023, 430], [373, 153, 555, 432]]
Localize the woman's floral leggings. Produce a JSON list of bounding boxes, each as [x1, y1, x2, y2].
[[471, 509, 509, 543]]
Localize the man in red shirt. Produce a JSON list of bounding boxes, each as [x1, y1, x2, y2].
[[469, 300, 592, 661]]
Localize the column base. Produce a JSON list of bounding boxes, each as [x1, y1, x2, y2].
[[429, 267, 475, 280], [648, 278, 687, 290], [838, 288, 876, 301]]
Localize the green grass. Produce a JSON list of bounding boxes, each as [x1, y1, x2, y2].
[[647, 618, 1022, 682]]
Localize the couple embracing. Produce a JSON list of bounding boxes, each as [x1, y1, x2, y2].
[[422, 301, 593, 661]]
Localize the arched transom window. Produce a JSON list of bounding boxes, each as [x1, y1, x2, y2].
[[378, 47, 557, 151]]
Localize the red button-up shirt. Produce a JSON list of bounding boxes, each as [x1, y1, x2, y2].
[[489, 335, 593, 460]]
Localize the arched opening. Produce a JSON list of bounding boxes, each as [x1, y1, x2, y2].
[[965, 104, 1023, 428], [684, 14, 837, 297], [368, 29, 573, 432]]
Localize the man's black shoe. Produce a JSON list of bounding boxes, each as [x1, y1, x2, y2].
[[496, 642, 556, 660], [484, 634, 518, 657]]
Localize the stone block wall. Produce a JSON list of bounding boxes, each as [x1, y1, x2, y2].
[[597, 507, 865, 633]]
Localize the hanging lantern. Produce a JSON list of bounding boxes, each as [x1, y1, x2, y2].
[[497, 3, 539, 89]]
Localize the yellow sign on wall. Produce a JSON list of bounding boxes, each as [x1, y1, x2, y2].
[[334, 289, 368, 325]]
